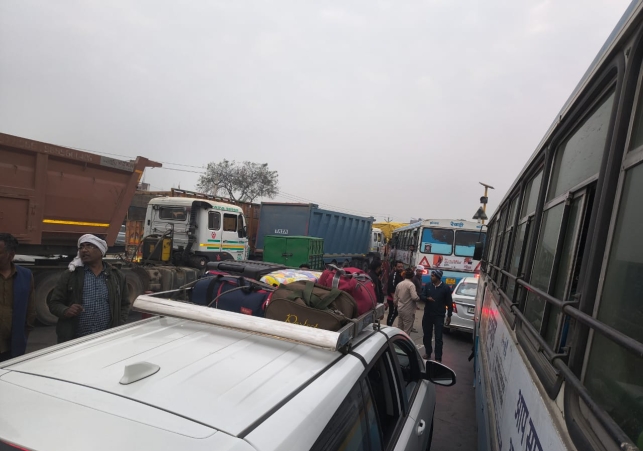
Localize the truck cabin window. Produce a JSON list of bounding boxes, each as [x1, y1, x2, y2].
[[209, 211, 221, 230], [159, 207, 187, 221], [223, 214, 238, 232]]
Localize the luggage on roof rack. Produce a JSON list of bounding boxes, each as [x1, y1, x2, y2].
[[132, 291, 385, 352], [206, 260, 286, 280]]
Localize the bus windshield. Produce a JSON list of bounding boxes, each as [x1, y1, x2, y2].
[[420, 228, 454, 255], [454, 230, 487, 257]]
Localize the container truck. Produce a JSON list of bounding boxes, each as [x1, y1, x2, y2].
[[255, 203, 376, 266], [0, 133, 249, 325]]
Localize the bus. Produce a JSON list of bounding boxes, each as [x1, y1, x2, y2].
[[475, 2, 643, 451], [390, 219, 486, 289]]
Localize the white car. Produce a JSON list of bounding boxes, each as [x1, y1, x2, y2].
[[0, 300, 455, 451], [445, 277, 477, 334]]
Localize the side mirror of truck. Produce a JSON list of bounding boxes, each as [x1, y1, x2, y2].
[[473, 242, 484, 261]]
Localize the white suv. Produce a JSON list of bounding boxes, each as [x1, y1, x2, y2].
[[0, 300, 455, 451]]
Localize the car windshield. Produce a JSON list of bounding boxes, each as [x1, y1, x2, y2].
[[456, 282, 478, 297]]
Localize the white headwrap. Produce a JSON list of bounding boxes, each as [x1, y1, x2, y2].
[[68, 234, 108, 272]]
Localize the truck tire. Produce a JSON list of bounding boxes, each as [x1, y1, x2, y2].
[[34, 270, 63, 325], [124, 271, 144, 307]]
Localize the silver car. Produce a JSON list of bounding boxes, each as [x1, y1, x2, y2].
[[0, 300, 455, 451], [445, 277, 477, 334]]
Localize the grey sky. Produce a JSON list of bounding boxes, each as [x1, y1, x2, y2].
[[0, 0, 631, 222]]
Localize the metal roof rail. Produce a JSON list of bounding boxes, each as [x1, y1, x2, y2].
[[132, 294, 386, 352]]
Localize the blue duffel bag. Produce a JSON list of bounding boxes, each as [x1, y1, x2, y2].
[[190, 272, 274, 317]]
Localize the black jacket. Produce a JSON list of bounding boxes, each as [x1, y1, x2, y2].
[[48, 263, 130, 343], [368, 270, 384, 303], [421, 282, 453, 317], [387, 271, 403, 299]]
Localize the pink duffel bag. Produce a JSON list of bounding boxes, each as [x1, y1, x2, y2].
[[318, 265, 377, 316]]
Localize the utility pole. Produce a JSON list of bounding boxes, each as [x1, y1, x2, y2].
[[478, 182, 494, 224]]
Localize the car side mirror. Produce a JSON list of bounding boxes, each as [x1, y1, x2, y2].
[[421, 361, 456, 386], [472, 242, 484, 261]]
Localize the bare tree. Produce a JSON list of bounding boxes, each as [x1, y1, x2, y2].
[[197, 159, 279, 203]]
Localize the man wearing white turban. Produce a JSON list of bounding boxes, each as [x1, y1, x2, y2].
[[48, 234, 130, 343]]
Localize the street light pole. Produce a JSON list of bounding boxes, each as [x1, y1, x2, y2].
[[479, 182, 495, 225]]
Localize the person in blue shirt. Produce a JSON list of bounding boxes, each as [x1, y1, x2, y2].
[[420, 269, 453, 362]]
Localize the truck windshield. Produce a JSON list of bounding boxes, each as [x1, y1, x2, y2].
[[159, 207, 187, 221], [454, 230, 487, 257], [420, 228, 454, 255]]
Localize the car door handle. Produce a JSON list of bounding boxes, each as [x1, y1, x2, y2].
[[416, 419, 426, 436]]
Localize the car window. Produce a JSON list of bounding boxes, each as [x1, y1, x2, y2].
[[391, 339, 422, 404], [311, 380, 382, 451], [366, 349, 402, 447], [456, 282, 478, 297]]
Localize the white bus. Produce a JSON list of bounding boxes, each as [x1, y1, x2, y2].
[[476, 1, 643, 450], [390, 219, 486, 289]]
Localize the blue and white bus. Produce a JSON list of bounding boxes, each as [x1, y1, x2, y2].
[[476, 2, 643, 450], [390, 219, 486, 289]]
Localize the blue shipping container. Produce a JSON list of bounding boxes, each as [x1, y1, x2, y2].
[[256, 203, 374, 263]]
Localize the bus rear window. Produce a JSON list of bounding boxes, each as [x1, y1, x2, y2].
[[455, 230, 487, 257], [420, 228, 453, 255]]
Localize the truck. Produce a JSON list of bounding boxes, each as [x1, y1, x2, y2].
[[0, 133, 250, 325], [254, 202, 376, 267]]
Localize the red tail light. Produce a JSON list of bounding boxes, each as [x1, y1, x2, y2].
[[452, 302, 457, 313]]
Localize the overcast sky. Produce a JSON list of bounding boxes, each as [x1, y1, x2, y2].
[[0, 0, 632, 222]]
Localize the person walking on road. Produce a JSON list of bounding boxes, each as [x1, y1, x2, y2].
[[412, 264, 424, 297], [0, 233, 36, 362], [386, 260, 404, 326], [394, 268, 419, 335], [420, 269, 453, 362], [48, 234, 130, 343], [368, 260, 385, 304]]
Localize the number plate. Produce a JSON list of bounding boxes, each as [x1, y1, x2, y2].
[[467, 307, 475, 314], [446, 278, 456, 285]]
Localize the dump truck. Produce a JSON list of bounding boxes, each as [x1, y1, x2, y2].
[[0, 133, 249, 325], [255, 203, 376, 266]]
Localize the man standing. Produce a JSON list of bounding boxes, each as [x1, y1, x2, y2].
[[48, 234, 130, 343], [0, 234, 36, 362], [420, 269, 453, 362], [386, 260, 404, 326], [367, 260, 384, 304], [394, 268, 419, 335], [412, 264, 424, 297]]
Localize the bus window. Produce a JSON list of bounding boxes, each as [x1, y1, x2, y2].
[[584, 162, 643, 445], [547, 91, 615, 202], [523, 203, 564, 332], [420, 228, 453, 255], [454, 230, 486, 257], [521, 171, 543, 220]]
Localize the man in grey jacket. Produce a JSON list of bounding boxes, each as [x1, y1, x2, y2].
[[48, 234, 130, 343]]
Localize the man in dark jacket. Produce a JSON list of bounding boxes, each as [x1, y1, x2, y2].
[[412, 264, 424, 297], [420, 269, 453, 362], [367, 260, 384, 304], [48, 234, 130, 343], [0, 233, 36, 361], [387, 260, 404, 326]]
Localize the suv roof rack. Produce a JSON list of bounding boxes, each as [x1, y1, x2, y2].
[[132, 294, 386, 352]]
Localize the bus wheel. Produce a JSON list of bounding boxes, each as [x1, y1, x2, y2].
[[34, 270, 63, 325]]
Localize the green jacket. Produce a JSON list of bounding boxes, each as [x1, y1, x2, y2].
[[48, 263, 130, 343]]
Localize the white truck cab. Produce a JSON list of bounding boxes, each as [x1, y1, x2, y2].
[[144, 197, 248, 262]]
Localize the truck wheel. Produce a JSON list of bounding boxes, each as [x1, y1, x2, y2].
[[124, 271, 144, 307], [34, 270, 63, 326]]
